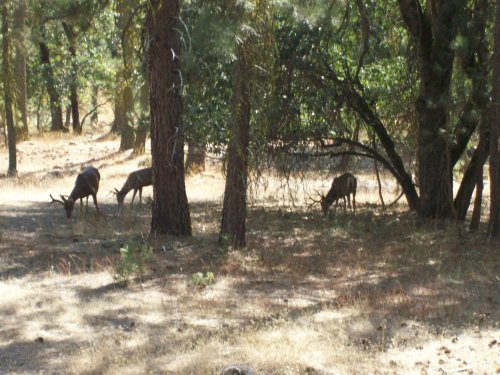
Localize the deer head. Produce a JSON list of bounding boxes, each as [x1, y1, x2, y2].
[[111, 188, 125, 206], [50, 194, 75, 218]]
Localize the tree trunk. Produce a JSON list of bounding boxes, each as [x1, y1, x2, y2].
[[62, 23, 81, 134], [39, 38, 65, 132], [490, 0, 500, 237], [186, 140, 206, 174], [469, 176, 483, 232], [220, 42, 252, 248], [13, 0, 28, 141], [91, 85, 99, 125], [147, 0, 191, 236], [2, 0, 17, 176], [119, 85, 134, 150], [399, 0, 467, 218], [116, 0, 135, 149], [65, 106, 71, 128], [133, 81, 149, 155], [111, 84, 125, 134], [453, 0, 490, 222]]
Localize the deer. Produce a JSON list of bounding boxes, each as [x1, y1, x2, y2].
[[113, 167, 153, 207], [319, 172, 357, 215], [50, 166, 101, 218]]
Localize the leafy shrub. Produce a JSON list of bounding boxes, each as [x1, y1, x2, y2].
[[191, 271, 215, 287], [114, 239, 154, 282]]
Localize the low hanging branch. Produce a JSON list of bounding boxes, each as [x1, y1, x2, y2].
[[80, 99, 111, 130], [296, 59, 420, 210], [290, 136, 413, 209], [319, 137, 404, 183]]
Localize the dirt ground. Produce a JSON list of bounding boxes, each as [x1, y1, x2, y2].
[[0, 128, 499, 375]]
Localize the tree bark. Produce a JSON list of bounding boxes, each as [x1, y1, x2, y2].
[[13, 0, 28, 141], [399, 0, 467, 218], [133, 80, 149, 155], [452, 0, 490, 222], [65, 106, 71, 128], [469, 175, 483, 232], [147, 0, 191, 236], [119, 85, 134, 150], [39, 37, 65, 132], [2, 0, 17, 176], [490, 0, 500, 237], [116, 0, 135, 150], [91, 85, 99, 125], [220, 42, 252, 248], [62, 23, 81, 134]]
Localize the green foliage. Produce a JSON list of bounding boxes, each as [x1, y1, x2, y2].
[[191, 271, 215, 287], [114, 239, 154, 282]]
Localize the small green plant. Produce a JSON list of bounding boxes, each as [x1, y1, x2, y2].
[[191, 271, 215, 287], [114, 239, 154, 282]]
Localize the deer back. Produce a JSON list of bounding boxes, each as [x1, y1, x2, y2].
[[331, 172, 357, 198], [70, 166, 100, 200], [131, 167, 153, 188], [116, 167, 152, 204], [321, 172, 357, 212]]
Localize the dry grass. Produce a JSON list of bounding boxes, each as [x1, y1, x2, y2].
[[0, 130, 499, 375]]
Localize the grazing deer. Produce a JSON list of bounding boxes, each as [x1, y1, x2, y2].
[[50, 166, 101, 218], [320, 172, 357, 215], [113, 167, 152, 207]]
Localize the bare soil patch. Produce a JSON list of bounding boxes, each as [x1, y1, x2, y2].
[[0, 131, 498, 374]]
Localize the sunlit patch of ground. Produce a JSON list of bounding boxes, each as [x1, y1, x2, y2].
[[0, 129, 498, 374]]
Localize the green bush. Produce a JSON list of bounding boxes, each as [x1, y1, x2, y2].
[[191, 271, 215, 288], [114, 239, 154, 282]]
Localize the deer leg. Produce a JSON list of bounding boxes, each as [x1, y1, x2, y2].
[[92, 194, 100, 213], [79, 198, 84, 212], [86, 196, 90, 212], [131, 189, 137, 208], [353, 193, 356, 214], [139, 188, 143, 206], [347, 195, 352, 212]]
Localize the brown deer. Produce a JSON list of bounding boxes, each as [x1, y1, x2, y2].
[[113, 167, 152, 207], [50, 166, 101, 218], [320, 172, 357, 215]]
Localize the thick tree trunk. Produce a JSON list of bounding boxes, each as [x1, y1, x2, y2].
[[13, 0, 28, 141], [417, 100, 454, 218], [2, 0, 17, 176], [220, 43, 252, 248], [490, 0, 500, 237], [147, 0, 191, 236], [399, 0, 467, 218], [39, 39, 65, 132]]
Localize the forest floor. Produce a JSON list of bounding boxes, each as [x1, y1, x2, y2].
[[0, 126, 499, 375]]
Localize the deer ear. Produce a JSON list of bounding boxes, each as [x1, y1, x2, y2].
[[114, 188, 120, 194], [60, 195, 67, 202]]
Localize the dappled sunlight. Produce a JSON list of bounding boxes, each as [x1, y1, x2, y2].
[[0, 133, 498, 374]]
